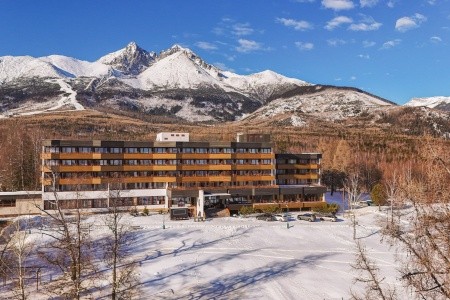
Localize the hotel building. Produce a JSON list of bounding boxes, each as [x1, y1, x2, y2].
[[38, 133, 326, 216]]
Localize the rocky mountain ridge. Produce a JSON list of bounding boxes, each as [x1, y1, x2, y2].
[[0, 42, 448, 135]]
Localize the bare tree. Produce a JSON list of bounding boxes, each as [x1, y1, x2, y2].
[[103, 185, 140, 300], [381, 146, 450, 299], [35, 172, 97, 299], [344, 172, 364, 240], [351, 240, 397, 300], [0, 219, 35, 300]]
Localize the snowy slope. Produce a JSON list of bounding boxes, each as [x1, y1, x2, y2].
[[243, 85, 394, 122], [0, 194, 409, 299], [405, 96, 450, 111], [223, 70, 311, 103], [41, 55, 110, 78], [0, 56, 68, 83], [124, 50, 225, 90]]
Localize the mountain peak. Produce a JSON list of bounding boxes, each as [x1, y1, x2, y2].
[[98, 42, 155, 75]]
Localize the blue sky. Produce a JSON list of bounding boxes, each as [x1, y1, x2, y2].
[[1, 0, 449, 104]]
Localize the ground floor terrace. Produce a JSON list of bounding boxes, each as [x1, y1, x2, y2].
[[0, 185, 326, 217]]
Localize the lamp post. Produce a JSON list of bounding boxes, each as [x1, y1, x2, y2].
[[286, 204, 289, 229], [162, 212, 166, 229]]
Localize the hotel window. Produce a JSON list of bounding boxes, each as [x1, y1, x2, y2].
[[140, 160, 151, 165], [250, 159, 259, 165], [45, 160, 59, 166], [125, 148, 138, 153], [261, 159, 271, 165], [94, 147, 108, 153], [154, 160, 165, 165], [235, 148, 246, 153], [209, 148, 220, 153], [45, 146, 60, 153], [127, 160, 138, 165], [61, 160, 76, 166], [79, 147, 91, 153], [61, 147, 76, 153], [154, 148, 166, 153], [168, 148, 179, 153], [261, 148, 271, 153], [236, 159, 245, 165], [78, 160, 89, 166], [0, 199, 16, 207], [182, 148, 194, 153], [248, 148, 258, 153], [209, 159, 220, 165], [183, 160, 195, 165], [223, 148, 233, 153], [288, 159, 297, 164], [140, 148, 151, 153], [110, 148, 122, 154], [110, 160, 122, 166], [195, 148, 208, 153], [195, 160, 207, 165]]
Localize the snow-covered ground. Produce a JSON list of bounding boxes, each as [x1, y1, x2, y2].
[[1, 193, 407, 299]]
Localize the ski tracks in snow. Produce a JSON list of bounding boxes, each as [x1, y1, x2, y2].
[[47, 78, 84, 111]]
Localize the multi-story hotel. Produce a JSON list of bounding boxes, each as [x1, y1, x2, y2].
[[38, 133, 326, 217]]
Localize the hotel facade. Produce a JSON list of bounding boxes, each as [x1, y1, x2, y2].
[[38, 133, 326, 216]]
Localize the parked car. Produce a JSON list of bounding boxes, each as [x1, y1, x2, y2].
[[297, 213, 316, 222], [274, 214, 289, 222], [357, 200, 373, 207], [316, 213, 337, 222], [256, 213, 275, 221]]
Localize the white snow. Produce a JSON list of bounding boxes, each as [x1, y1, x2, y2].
[[405, 96, 450, 108], [46, 79, 84, 111], [41, 55, 110, 78], [245, 87, 394, 121], [0, 192, 408, 299]]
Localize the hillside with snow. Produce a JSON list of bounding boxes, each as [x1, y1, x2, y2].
[[2, 41, 448, 132], [405, 96, 450, 112]]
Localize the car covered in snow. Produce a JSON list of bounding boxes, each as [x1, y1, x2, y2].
[[315, 213, 337, 222], [297, 213, 316, 222], [274, 214, 289, 222]]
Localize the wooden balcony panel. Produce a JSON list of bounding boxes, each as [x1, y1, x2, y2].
[[277, 174, 319, 180], [277, 164, 320, 170], [181, 176, 232, 182], [234, 164, 274, 170], [179, 165, 232, 171], [123, 165, 176, 171], [57, 166, 99, 172], [235, 175, 275, 181], [234, 153, 275, 159], [58, 178, 101, 185]]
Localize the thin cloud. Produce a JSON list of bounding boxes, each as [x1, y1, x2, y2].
[[276, 18, 313, 31], [236, 39, 262, 53], [322, 0, 355, 10], [325, 16, 353, 30], [232, 23, 254, 36], [327, 39, 347, 46], [350, 76, 357, 81], [395, 13, 427, 32], [362, 40, 376, 47], [349, 15, 382, 31], [387, 0, 398, 8], [430, 36, 442, 43], [360, 0, 379, 7], [381, 39, 401, 49], [295, 41, 314, 50], [358, 54, 370, 59], [213, 62, 235, 72], [195, 42, 218, 50]]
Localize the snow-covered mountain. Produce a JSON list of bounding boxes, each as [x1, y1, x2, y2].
[[98, 41, 155, 75], [405, 96, 450, 112], [0, 41, 407, 123]]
